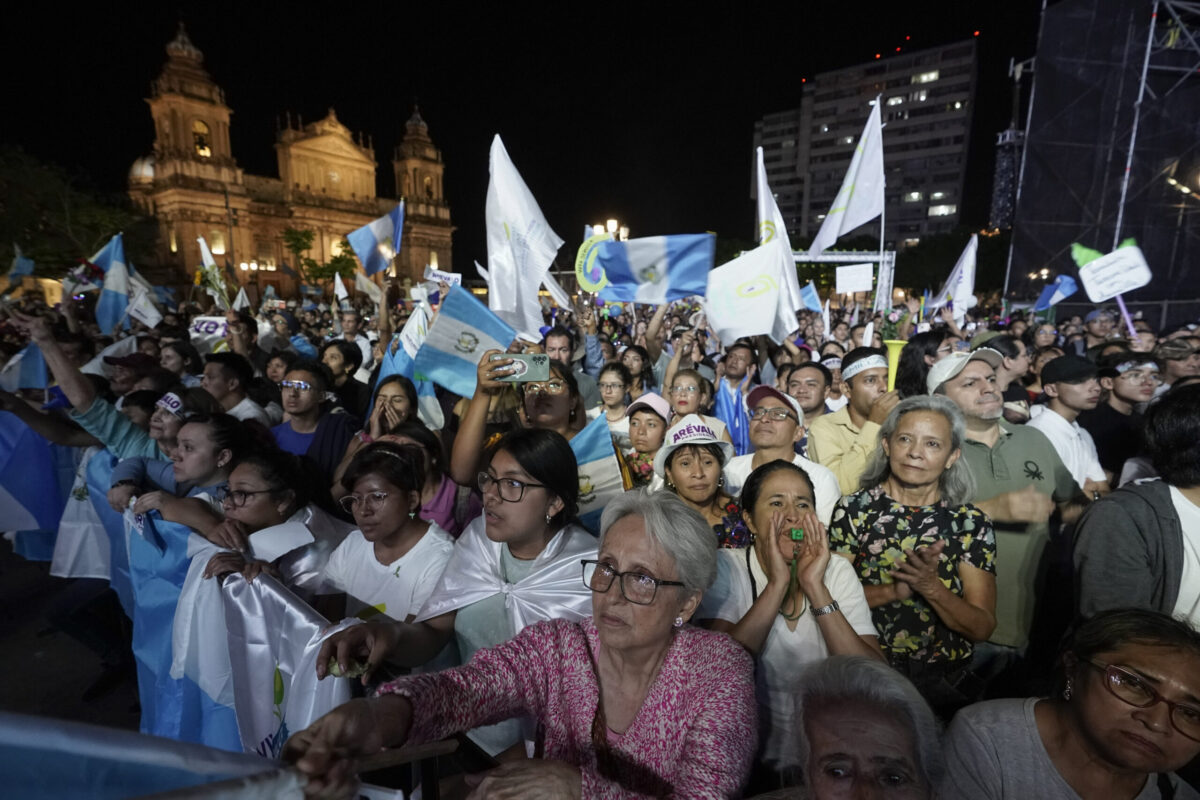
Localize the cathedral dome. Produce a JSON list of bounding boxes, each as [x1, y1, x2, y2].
[[129, 155, 156, 183]]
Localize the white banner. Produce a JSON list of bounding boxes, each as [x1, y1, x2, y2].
[[1078, 246, 1152, 302], [835, 263, 875, 294]]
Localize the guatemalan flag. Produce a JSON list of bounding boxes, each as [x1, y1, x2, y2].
[[1034, 274, 1079, 312], [414, 285, 516, 398], [347, 201, 404, 276], [801, 280, 823, 313], [93, 233, 132, 335], [581, 235, 714, 304], [569, 414, 626, 533], [371, 301, 444, 429]]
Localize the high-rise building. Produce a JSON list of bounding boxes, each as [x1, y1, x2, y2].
[[127, 25, 453, 294], [754, 39, 977, 251]]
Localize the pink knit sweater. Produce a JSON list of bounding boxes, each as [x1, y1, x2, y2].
[[377, 618, 757, 798]]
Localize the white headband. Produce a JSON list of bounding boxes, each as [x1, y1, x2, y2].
[[1116, 360, 1158, 374], [841, 354, 888, 382]]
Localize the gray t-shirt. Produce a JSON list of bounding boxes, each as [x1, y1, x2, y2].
[[943, 698, 1198, 799]]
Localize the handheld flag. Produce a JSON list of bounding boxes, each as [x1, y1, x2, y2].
[[928, 234, 978, 324], [569, 414, 625, 533], [1034, 274, 1079, 311], [485, 135, 564, 339], [6, 244, 34, 292], [231, 287, 251, 311], [756, 147, 804, 312], [800, 281, 822, 313], [575, 234, 714, 304], [346, 201, 404, 276], [197, 237, 231, 310], [93, 233, 132, 335], [808, 99, 885, 256], [413, 285, 516, 398], [0, 343, 48, 391], [333, 272, 349, 303], [354, 272, 383, 305], [128, 289, 164, 328], [370, 302, 444, 429]]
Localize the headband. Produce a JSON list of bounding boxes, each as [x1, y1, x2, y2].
[[1115, 360, 1158, 375], [821, 357, 842, 370], [841, 354, 888, 382], [156, 392, 184, 418]]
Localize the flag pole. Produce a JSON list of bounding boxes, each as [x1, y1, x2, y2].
[[875, 95, 886, 313]]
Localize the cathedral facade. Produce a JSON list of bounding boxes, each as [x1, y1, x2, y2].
[[128, 25, 453, 298]]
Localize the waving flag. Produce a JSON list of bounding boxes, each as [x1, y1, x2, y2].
[[569, 415, 625, 533], [800, 281, 823, 313], [6, 244, 34, 292], [196, 237, 230, 310], [333, 272, 349, 304], [575, 234, 714, 304], [414, 285, 516, 398], [704, 244, 798, 343], [757, 146, 804, 313], [231, 287, 250, 311], [808, 99, 885, 256], [0, 343, 48, 392], [372, 302, 444, 429], [485, 135, 564, 338], [1034, 274, 1079, 311], [928, 234, 978, 324], [92, 234, 132, 335], [347, 201, 404, 276]]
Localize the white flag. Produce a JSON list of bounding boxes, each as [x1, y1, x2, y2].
[[128, 289, 163, 328], [232, 286, 250, 311], [542, 270, 573, 309], [704, 245, 797, 343], [354, 272, 383, 304], [808, 99, 885, 256], [333, 272, 349, 302], [756, 147, 803, 313], [929, 234, 978, 324], [485, 134, 564, 339]]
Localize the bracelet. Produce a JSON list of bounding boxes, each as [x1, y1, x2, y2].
[[812, 600, 841, 617]]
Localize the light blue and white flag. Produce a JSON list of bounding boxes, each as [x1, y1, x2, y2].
[[0, 414, 71, 534], [801, 280, 823, 313], [579, 234, 714, 304], [1034, 274, 1079, 311], [92, 233, 132, 335], [414, 285, 516, 398], [0, 343, 48, 392], [6, 244, 33, 291], [347, 201, 404, 276], [569, 414, 625, 533], [371, 302, 444, 429]]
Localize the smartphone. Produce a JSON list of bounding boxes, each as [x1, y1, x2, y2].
[[489, 352, 551, 382]]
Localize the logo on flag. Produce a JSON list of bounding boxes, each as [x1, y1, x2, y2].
[[569, 414, 625, 533], [414, 286, 516, 398], [574, 234, 714, 305]]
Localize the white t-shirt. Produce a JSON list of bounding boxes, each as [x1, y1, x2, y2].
[[698, 546, 876, 769], [322, 522, 455, 622], [1171, 486, 1200, 626], [227, 395, 272, 427], [723, 452, 842, 525], [1027, 406, 1106, 487]]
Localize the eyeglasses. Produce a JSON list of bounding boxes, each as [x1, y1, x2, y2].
[[216, 485, 281, 508], [281, 379, 314, 392], [749, 407, 796, 423], [523, 380, 567, 396], [1117, 371, 1163, 384], [669, 385, 698, 395], [338, 491, 391, 514], [1083, 660, 1200, 741], [1038, 328, 1059, 336], [581, 560, 685, 606], [598, 382, 627, 391], [477, 472, 546, 502]]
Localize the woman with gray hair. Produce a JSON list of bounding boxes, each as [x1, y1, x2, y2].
[[285, 490, 758, 799], [828, 394, 997, 718], [792, 655, 943, 799]]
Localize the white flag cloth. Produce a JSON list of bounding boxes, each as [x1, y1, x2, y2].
[[354, 272, 383, 304], [928, 234, 978, 324], [333, 272, 349, 302], [128, 289, 164, 328], [485, 135, 564, 339], [704, 244, 798, 343], [50, 447, 110, 580], [542, 270, 573, 309], [415, 515, 596, 630], [756, 146, 803, 313], [808, 100, 885, 256], [232, 287, 250, 311]]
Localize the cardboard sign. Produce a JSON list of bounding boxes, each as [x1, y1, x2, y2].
[[835, 263, 875, 295], [1077, 246, 1152, 302]]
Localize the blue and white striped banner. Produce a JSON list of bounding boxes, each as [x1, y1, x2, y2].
[[586, 234, 714, 305]]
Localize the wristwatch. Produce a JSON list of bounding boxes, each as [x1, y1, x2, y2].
[[812, 600, 841, 617]]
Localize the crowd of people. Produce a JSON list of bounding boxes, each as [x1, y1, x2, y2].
[[3, 282, 1200, 799]]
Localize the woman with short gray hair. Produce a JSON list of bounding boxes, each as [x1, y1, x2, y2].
[[828, 394, 997, 719], [598, 488, 717, 593]]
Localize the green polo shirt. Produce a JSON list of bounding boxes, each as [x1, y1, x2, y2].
[[960, 421, 1079, 648]]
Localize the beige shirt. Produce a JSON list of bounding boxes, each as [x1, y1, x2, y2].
[[806, 406, 882, 495]]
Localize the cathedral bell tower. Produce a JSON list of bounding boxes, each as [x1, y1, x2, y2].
[[391, 107, 454, 281]]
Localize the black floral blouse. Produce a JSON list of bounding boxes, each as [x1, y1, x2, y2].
[[828, 485, 996, 665]]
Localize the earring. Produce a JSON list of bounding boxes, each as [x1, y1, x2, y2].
[[545, 514, 552, 524], [1063, 679, 1073, 701], [673, 616, 683, 628], [408, 511, 416, 520]]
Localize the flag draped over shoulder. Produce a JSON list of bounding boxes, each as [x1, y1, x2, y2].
[[756, 147, 804, 314], [704, 244, 798, 343], [579, 234, 714, 304], [808, 100, 885, 256], [1034, 274, 1078, 311], [372, 302, 444, 429], [414, 286, 515, 398], [92, 234, 132, 335], [928, 234, 978, 324], [347, 201, 404, 276], [569, 414, 626, 533], [485, 135, 564, 339]]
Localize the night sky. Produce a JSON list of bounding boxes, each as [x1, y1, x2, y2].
[[1, 2, 1042, 275]]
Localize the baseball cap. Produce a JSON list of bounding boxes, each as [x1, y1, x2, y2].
[[746, 385, 804, 423], [653, 414, 736, 477], [625, 393, 671, 422], [1041, 355, 1098, 385], [926, 349, 1004, 394], [103, 352, 159, 374]]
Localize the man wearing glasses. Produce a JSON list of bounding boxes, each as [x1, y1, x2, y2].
[[1079, 351, 1161, 482], [721, 385, 840, 525]]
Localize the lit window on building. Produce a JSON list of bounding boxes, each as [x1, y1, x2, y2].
[[821, 124, 830, 133], [903, 191, 923, 203], [954, 101, 964, 109], [169, 228, 178, 253], [815, 214, 827, 222], [887, 96, 904, 106], [209, 231, 226, 255], [910, 89, 928, 102], [931, 191, 947, 201], [902, 238, 921, 249], [840, 136, 855, 145], [913, 70, 939, 84], [193, 120, 212, 159], [928, 204, 957, 217]]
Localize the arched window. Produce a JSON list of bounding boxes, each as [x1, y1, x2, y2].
[[423, 175, 434, 199], [193, 120, 212, 158]]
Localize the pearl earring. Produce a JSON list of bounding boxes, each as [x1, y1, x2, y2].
[[673, 616, 683, 628], [545, 514, 552, 524]]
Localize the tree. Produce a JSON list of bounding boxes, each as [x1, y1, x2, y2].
[[281, 228, 357, 287]]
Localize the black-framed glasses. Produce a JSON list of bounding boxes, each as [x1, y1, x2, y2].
[[281, 379, 314, 392], [216, 485, 281, 508], [598, 382, 627, 391], [749, 407, 795, 423], [581, 559, 685, 606], [339, 491, 391, 514], [1084, 660, 1200, 741], [477, 472, 545, 503]]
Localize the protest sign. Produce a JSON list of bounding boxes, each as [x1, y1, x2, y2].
[[1077, 246, 1152, 303], [835, 263, 875, 294]]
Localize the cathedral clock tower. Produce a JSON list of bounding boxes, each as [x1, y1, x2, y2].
[[391, 108, 454, 282]]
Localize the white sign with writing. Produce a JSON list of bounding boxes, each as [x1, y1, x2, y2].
[[835, 263, 875, 295], [423, 266, 462, 286], [1078, 246, 1152, 302]]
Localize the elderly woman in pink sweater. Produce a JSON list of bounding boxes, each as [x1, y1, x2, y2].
[[285, 489, 757, 799]]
